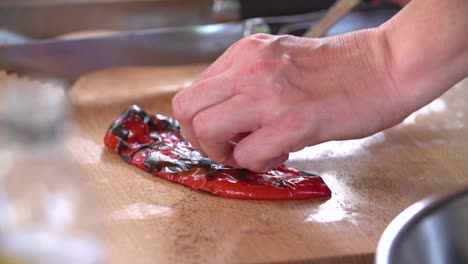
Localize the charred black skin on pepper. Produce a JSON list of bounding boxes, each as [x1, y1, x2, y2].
[[108, 105, 322, 182], [104, 105, 331, 200]]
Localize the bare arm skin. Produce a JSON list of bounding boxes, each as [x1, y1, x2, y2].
[[172, 0, 468, 172]]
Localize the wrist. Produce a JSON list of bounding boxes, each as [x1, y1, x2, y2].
[[344, 27, 404, 128], [309, 28, 407, 136], [377, 0, 468, 123]]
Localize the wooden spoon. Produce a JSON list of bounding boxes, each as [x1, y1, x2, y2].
[[303, 0, 360, 38]]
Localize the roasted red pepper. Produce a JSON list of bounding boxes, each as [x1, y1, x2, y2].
[[104, 105, 331, 200]]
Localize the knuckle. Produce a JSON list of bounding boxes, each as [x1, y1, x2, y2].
[[249, 33, 272, 41], [247, 59, 275, 76], [237, 34, 269, 50]]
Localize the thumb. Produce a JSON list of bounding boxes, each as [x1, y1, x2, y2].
[[233, 106, 320, 172]]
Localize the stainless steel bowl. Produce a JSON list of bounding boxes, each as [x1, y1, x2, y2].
[[376, 186, 468, 264]]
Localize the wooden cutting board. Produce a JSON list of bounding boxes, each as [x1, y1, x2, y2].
[[69, 65, 468, 264]]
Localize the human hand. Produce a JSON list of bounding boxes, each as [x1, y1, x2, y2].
[[172, 31, 403, 172]]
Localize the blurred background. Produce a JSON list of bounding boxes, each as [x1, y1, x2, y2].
[[4, 1, 466, 264]]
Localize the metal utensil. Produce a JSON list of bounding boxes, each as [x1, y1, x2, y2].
[[0, 19, 269, 81], [303, 0, 360, 38], [0, 0, 335, 39], [0, 6, 398, 81], [376, 187, 468, 264]]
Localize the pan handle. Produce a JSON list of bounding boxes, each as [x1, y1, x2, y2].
[[213, 0, 336, 21], [239, 0, 337, 19]]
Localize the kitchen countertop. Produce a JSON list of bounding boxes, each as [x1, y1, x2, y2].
[[70, 65, 468, 264]]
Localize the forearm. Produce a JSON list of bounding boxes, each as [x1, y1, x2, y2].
[[381, 0, 468, 115]]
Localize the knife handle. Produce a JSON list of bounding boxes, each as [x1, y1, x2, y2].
[[239, 0, 337, 19]]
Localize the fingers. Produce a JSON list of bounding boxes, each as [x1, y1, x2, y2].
[[199, 141, 238, 167], [172, 73, 238, 152], [193, 94, 261, 166], [233, 106, 319, 172], [233, 125, 301, 172], [193, 94, 260, 140], [172, 73, 237, 122], [196, 33, 273, 80], [170, 33, 321, 171], [197, 33, 271, 79], [179, 126, 203, 153]]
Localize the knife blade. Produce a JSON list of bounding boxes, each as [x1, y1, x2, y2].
[[0, 0, 335, 39], [0, 21, 268, 81], [0, 6, 399, 82]]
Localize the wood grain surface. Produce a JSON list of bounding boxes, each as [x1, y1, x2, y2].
[[69, 65, 468, 264]]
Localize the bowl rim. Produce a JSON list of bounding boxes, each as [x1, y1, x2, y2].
[[375, 185, 468, 264]]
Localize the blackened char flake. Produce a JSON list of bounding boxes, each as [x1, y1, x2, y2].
[[104, 105, 332, 200]]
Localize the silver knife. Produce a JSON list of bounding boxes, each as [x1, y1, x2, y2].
[[0, 19, 269, 81], [0, 6, 398, 81], [0, 0, 336, 39]]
